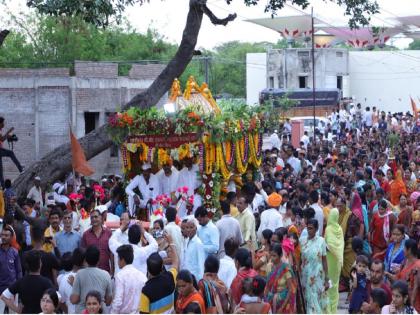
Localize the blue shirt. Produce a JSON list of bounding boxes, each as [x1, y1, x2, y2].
[[0, 246, 22, 293], [197, 221, 219, 257], [55, 230, 81, 255]]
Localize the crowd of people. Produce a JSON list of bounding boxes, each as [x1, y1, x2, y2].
[[0, 105, 419, 314]]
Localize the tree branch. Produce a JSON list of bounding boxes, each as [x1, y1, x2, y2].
[[201, 5, 237, 26], [0, 29, 10, 47]]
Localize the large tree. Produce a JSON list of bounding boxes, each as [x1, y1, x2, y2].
[[8, 0, 378, 196]]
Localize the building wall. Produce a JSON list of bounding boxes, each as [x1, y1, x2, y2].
[[0, 62, 166, 181], [246, 53, 267, 105], [247, 49, 420, 113], [349, 50, 420, 113]]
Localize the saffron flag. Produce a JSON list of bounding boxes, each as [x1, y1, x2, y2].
[[411, 97, 419, 120], [70, 130, 95, 176]]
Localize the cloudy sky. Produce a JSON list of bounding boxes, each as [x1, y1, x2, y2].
[[2, 0, 420, 49]]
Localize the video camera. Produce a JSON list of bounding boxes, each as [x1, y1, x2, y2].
[[7, 134, 18, 142]]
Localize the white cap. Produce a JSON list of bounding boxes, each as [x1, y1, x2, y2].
[[142, 163, 152, 170], [46, 198, 56, 206], [274, 130, 278, 133], [34, 176, 41, 181], [101, 178, 108, 182], [52, 183, 61, 191], [95, 205, 108, 214]]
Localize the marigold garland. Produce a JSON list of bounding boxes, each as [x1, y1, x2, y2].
[[217, 143, 231, 180], [249, 133, 262, 167], [138, 143, 149, 162]]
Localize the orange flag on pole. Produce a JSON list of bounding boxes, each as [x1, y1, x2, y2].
[[70, 130, 95, 176], [410, 96, 419, 120]]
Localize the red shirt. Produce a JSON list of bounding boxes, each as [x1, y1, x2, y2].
[[370, 213, 396, 249], [81, 227, 112, 273], [367, 282, 392, 305]]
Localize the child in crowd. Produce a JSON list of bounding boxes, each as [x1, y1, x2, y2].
[[236, 276, 271, 314], [82, 291, 102, 314], [361, 288, 389, 314], [349, 255, 370, 314], [381, 281, 418, 314]]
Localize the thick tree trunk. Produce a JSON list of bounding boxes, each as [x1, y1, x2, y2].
[[12, 1, 205, 196]]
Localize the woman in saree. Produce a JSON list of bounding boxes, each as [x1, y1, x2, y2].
[[324, 208, 345, 314], [175, 270, 206, 314], [370, 199, 397, 260], [395, 239, 420, 313], [384, 225, 406, 279], [396, 194, 413, 228], [404, 168, 417, 197], [264, 244, 297, 314], [389, 169, 407, 206], [337, 195, 362, 283], [300, 218, 330, 314], [230, 248, 258, 305], [252, 229, 273, 277]]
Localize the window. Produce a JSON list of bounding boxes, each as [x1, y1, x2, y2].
[[336, 51, 343, 58], [337, 76, 343, 90], [298, 51, 310, 57], [84, 112, 99, 134], [269, 76, 274, 88], [299, 76, 307, 88]]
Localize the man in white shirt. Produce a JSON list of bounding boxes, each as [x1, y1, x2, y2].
[[125, 163, 160, 217], [217, 238, 238, 288], [27, 176, 43, 207], [309, 190, 324, 234], [109, 221, 158, 275], [257, 193, 283, 239], [195, 207, 219, 258], [363, 106, 373, 129], [236, 196, 257, 249], [156, 162, 179, 196], [269, 130, 281, 150], [282, 144, 301, 175], [58, 249, 84, 314], [164, 207, 184, 262], [216, 201, 243, 258], [181, 217, 205, 280], [378, 153, 391, 176], [300, 131, 310, 149], [111, 245, 147, 314], [177, 157, 201, 197]]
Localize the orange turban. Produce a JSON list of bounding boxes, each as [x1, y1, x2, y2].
[[267, 193, 282, 208]]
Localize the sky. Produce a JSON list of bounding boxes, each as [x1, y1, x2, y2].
[[2, 0, 420, 50]]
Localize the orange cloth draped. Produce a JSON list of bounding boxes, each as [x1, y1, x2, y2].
[[70, 130, 95, 176], [389, 170, 407, 206], [175, 291, 206, 314]]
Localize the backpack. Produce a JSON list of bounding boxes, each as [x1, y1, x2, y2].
[[198, 279, 232, 314]]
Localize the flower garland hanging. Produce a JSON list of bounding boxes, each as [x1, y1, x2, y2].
[[200, 173, 221, 219], [121, 145, 131, 172], [235, 134, 249, 174], [216, 143, 231, 180], [138, 143, 149, 162], [221, 141, 235, 168], [198, 143, 205, 173], [249, 132, 262, 168]]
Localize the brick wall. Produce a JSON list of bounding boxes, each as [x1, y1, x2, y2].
[[129, 64, 165, 80], [0, 68, 69, 77], [74, 61, 118, 79]]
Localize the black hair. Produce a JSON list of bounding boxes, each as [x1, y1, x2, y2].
[[1, 225, 14, 237], [224, 238, 239, 258], [273, 227, 288, 243], [320, 192, 330, 205], [85, 245, 100, 266], [391, 281, 410, 303], [25, 198, 35, 207], [370, 259, 385, 271], [147, 252, 164, 276], [49, 207, 62, 218], [31, 226, 45, 243], [235, 248, 252, 268], [262, 229, 273, 246], [251, 276, 266, 297], [392, 224, 405, 236], [4, 179, 12, 189], [154, 219, 164, 230], [43, 288, 59, 309], [307, 218, 319, 231], [303, 207, 315, 220], [0, 116, 4, 123], [24, 250, 42, 272], [128, 224, 141, 245], [166, 207, 177, 223], [371, 288, 388, 309], [404, 238, 418, 258], [60, 252, 74, 272], [72, 248, 86, 268], [379, 199, 388, 209], [291, 207, 303, 218], [270, 244, 283, 258], [85, 290, 102, 307], [356, 255, 369, 266], [194, 206, 208, 218], [226, 191, 236, 203], [117, 244, 134, 265], [177, 269, 198, 290], [204, 255, 220, 273], [184, 302, 202, 314], [220, 200, 230, 215]]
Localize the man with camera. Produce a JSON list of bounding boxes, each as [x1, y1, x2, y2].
[[0, 117, 23, 188]]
